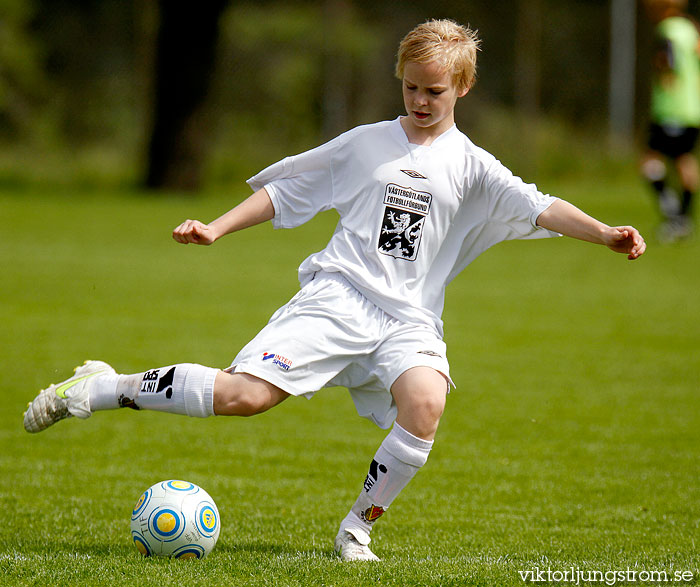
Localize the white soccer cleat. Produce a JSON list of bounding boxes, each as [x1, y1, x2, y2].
[[23, 360, 115, 433], [334, 527, 380, 562]]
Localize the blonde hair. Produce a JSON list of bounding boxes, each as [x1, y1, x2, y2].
[[396, 19, 481, 93]]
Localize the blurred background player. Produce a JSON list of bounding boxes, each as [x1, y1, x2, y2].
[[641, 0, 700, 241]]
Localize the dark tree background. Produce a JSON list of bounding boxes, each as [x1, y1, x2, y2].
[[145, 0, 228, 190], [3, 0, 698, 190]]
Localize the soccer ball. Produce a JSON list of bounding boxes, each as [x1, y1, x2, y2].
[[130, 480, 220, 559]]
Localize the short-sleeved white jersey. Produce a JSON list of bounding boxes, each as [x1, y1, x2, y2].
[[248, 117, 559, 335]]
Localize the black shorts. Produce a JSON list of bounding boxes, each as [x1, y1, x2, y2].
[[648, 123, 700, 158]]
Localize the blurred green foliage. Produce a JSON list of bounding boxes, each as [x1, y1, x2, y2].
[[0, 0, 690, 189], [0, 0, 47, 139], [208, 2, 384, 182]]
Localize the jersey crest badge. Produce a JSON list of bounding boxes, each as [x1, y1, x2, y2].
[[378, 183, 432, 261]]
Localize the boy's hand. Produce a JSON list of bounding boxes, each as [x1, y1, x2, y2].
[[604, 226, 646, 260], [172, 219, 217, 245], [536, 200, 646, 260]]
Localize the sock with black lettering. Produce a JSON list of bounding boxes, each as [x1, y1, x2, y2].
[[339, 423, 433, 540], [88, 364, 217, 418]]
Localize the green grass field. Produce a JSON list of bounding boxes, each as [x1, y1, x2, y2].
[[1, 174, 698, 586]]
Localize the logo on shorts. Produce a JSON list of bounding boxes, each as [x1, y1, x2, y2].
[[262, 352, 292, 371], [418, 350, 442, 358]]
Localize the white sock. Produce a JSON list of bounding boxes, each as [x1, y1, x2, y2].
[[88, 364, 217, 417], [87, 373, 120, 411], [342, 423, 433, 538]]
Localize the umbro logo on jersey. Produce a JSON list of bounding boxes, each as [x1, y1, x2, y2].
[[418, 350, 442, 358], [401, 169, 427, 179]]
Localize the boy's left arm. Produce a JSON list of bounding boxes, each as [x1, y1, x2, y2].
[[536, 199, 646, 260]]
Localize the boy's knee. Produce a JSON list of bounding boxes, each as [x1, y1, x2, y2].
[[391, 367, 448, 439], [411, 391, 445, 422]]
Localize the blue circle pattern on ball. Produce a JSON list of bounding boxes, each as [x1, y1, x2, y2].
[[196, 504, 219, 538], [132, 531, 152, 556], [164, 480, 197, 493], [131, 487, 152, 521], [148, 507, 186, 541], [173, 544, 206, 559]]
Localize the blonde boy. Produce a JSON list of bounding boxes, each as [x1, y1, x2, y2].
[[24, 20, 645, 561]]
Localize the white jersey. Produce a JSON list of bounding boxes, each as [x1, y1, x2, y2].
[[248, 117, 559, 335]]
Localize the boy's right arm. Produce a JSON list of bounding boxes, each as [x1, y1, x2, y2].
[[172, 187, 275, 245]]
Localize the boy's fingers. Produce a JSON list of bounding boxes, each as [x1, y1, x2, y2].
[[172, 225, 185, 243], [626, 230, 646, 259], [173, 219, 204, 244], [616, 226, 633, 240], [190, 227, 204, 243], [607, 226, 645, 260]]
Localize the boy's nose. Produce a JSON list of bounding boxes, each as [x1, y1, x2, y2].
[[415, 93, 429, 105]]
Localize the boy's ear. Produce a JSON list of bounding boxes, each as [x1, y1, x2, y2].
[[458, 87, 470, 98]]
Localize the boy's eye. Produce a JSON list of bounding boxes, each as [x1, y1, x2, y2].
[[405, 85, 417, 91], [430, 89, 444, 96]]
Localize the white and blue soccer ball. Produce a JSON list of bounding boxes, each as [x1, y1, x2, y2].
[[130, 480, 220, 559]]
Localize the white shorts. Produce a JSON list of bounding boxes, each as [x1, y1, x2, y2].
[[229, 272, 452, 429]]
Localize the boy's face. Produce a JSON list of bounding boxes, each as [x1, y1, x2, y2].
[[401, 60, 468, 142]]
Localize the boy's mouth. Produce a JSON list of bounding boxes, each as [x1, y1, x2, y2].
[[413, 111, 430, 120]]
